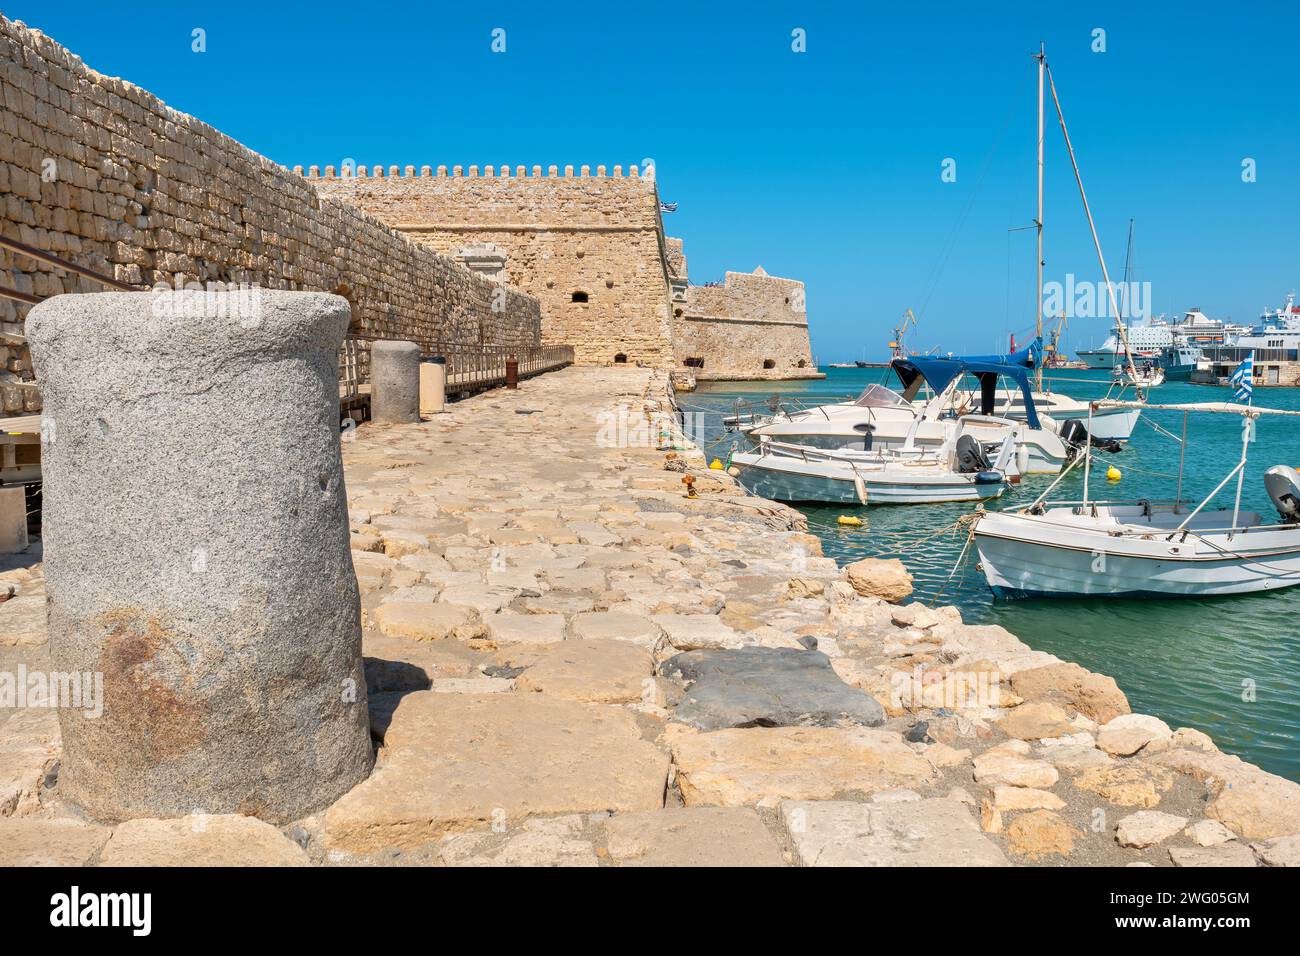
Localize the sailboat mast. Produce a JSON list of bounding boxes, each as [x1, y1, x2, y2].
[[1045, 64, 1144, 399], [1035, 42, 1045, 392]]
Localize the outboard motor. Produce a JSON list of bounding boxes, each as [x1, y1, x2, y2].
[[1265, 465, 1300, 523], [1060, 418, 1123, 459], [954, 434, 992, 474]]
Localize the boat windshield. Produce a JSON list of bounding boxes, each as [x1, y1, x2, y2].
[[853, 384, 909, 408]]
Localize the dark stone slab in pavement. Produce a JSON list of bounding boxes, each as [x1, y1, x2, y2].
[[661, 646, 885, 730]]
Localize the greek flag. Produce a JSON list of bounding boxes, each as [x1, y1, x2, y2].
[[1230, 352, 1254, 403], [659, 201, 678, 213]]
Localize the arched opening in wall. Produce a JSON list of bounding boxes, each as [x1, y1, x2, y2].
[[571, 291, 589, 303], [762, 359, 776, 370], [797, 359, 807, 368], [684, 357, 705, 369], [334, 283, 361, 334], [613, 353, 628, 364]]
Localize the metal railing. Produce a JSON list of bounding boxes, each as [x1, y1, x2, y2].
[[339, 337, 363, 404], [1202, 346, 1299, 363], [340, 336, 573, 404], [431, 342, 574, 393]]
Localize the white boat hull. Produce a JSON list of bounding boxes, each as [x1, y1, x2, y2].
[[1060, 406, 1142, 441], [732, 451, 1007, 505], [989, 399, 1141, 442], [974, 507, 1300, 597], [749, 415, 1068, 475]]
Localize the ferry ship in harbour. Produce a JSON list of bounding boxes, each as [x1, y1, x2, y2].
[[1157, 293, 1299, 381], [1232, 292, 1300, 350], [1075, 309, 1252, 369]]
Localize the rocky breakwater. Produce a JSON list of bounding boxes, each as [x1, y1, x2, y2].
[[2, 365, 1299, 866]]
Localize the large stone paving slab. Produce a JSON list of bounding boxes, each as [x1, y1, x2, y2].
[[99, 815, 309, 866], [661, 646, 884, 730], [670, 726, 935, 806], [438, 815, 599, 867], [780, 798, 1008, 866], [604, 807, 786, 866], [324, 692, 669, 853], [514, 638, 655, 704], [0, 817, 110, 866]]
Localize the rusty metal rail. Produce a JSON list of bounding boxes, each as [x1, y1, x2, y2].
[[338, 338, 571, 410], [0, 235, 136, 307], [430, 343, 574, 394], [2, 236, 573, 409]]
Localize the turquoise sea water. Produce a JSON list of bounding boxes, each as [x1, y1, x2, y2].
[[686, 367, 1300, 782]]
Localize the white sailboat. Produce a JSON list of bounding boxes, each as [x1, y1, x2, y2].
[[973, 399, 1300, 598]]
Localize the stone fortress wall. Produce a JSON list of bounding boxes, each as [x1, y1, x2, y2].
[[0, 16, 542, 415], [309, 170, 820, 380], [666, 239, 818, 380], [0, 11, 820, 418], [309, 166, 675, 368]]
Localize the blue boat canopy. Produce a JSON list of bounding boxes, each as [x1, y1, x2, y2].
[[891, 338, 1043, 429]]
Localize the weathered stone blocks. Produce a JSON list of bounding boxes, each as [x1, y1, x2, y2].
[[27, 290, 373, 823]]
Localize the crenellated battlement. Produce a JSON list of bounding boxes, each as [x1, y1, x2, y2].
[[294, 163, 654, 180]]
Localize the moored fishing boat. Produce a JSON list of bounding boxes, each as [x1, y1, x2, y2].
[[733, 342, 1078, 474], [972, 396, 1300, 598], [731, 434, 1014, 505]]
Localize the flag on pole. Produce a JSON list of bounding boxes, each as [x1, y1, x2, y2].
[[659, 201, 678, 213], [1230, 352, 1254, 403]]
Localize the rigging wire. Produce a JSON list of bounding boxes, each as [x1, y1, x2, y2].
[[915, 87, 1022, 328]]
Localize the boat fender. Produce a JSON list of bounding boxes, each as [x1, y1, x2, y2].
[[1016, 445, 1030, 475], [974, 470, 1004, 485], [852, 473, 869, 505]]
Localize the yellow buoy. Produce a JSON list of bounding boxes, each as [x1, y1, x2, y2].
[[709, 458, 724, 470], [837, 515, 863, 527], [1106, 465, 1122, 481]]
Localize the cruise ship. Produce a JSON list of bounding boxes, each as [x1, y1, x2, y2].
[[1076, 309, 1251, 368]]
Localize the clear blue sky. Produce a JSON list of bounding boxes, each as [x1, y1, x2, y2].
[[10, 1, 1299, 360]]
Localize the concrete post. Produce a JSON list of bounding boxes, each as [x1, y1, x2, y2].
[[26, 290, 373, 823], [0, 486, 26, 553], [419, 356, 446, 415], [505, 357, 519, 390], [370, 340, 421, 423]]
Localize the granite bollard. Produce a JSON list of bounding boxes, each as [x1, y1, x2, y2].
[[370, 339, 421, 423], [26, 290, 374, 823]]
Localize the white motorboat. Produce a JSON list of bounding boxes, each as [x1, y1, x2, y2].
[[949, 384, 1142, 442], [973, 399, 1300, 598], [1111, 362, 1164, 388], [725, 381, 924, 437], [734, 351, 1078, 474], [731, 434, 1014, 505]]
